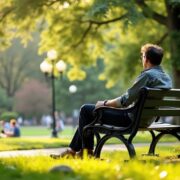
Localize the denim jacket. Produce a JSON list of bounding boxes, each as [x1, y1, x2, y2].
[[116, 65, 172, 126]]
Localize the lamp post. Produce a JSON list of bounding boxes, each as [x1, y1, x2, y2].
[[40, 50, 66, 137]]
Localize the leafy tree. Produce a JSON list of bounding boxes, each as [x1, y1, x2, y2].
[[55, 60, 121, 115], [0, 88, 13, 112], [0, 34, 45, 110], [0, 38, 42, 96], [0, 111, 18, 122], [0, 0, 179, 88], [14, 79, 51, 124]]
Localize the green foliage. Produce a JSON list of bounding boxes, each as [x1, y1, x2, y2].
[[0, 35, 45, 111], [88, 0, 141, 24], [0, 111, 18, 121], [0, 0, 180, 88], [0, 146, 179, 180], [55, 60, 122, 115], [0, 88, 13, 112]]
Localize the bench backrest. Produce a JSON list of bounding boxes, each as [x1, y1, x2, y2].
[[140, 88, 180, 117], [129, 87, 180, 139]]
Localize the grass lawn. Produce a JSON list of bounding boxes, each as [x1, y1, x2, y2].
[[0, 125, 178, 151], [0, 126, 179, 179], [20, 126, 178, 143], [20, 126, 74, 137], [0, 138, 70, 151], [0, 146, 179, 180]]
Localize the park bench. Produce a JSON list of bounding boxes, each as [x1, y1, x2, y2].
[[83, 87, 180, 158]]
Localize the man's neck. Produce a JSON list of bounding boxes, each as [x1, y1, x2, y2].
[[144, 63, 157, 70]]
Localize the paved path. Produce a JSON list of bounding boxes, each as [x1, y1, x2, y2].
[[0, 142, 178, 158]]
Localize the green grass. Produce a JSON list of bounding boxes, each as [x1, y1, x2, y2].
[[20, 126, 178, 143], [0, 126, 178, 151], [0, 146, 179, 180], [0, 138, 69, 151], [20, 126, 74, 137], [0, 126, 179, 179]]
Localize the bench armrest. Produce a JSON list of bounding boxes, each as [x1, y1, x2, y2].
[[93, 106, 134, 125]]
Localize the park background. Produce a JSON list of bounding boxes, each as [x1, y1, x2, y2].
[[0, 0, 179, 179], [0, 0, 179, 127]]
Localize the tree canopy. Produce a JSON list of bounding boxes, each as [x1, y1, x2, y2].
[[0, 0, 180, 88]]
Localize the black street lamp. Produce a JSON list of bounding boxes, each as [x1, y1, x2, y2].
[[40, 50, 66, 137]]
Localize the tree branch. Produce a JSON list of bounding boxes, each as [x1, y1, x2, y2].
[[135, 0, 168, 26], [88, 13, 128, 25], [155, 32, 168, 45], [72, 22, 92, 47], [73, 14, 127, 47], [0, 7, 14, 22]]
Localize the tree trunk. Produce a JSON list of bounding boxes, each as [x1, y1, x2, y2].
[[165, 2, 180, 124], [172, 68, 180, 88], [166, 1, 180, 88]]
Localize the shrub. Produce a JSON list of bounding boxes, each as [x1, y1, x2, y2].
[[0, 111, 19, 122]]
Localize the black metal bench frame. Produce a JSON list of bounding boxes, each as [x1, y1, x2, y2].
[[83, 87, 180, 158]]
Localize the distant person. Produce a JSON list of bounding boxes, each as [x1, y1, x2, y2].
[[1, 119, 20, 137], [17, 116, 23, 125], [72, 109, 79, 129], [50, 43, 172, 159], [0, 120, 10, 133], [55, 111, 65, 133]]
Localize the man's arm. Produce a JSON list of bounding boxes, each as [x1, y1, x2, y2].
[[96, 72, 149, 108], [95, 99, 120, 108]]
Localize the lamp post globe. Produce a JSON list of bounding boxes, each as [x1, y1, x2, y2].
[[40, 60, 52, 74], [56, 60, 67, 73], [47, 49, 57, 60], [69, 85, 77, 94]]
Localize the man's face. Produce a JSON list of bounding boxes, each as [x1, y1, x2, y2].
[[141, 52, 147, 69]]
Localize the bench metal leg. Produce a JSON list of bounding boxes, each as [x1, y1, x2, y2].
[[94, 134, 136, 159], [94, 132, 101, 144], [94, 134, 112, 158], [171, 131, 180, 140], [149, 130, 156, 141], [148, 131, 180, 155], [125, 140, 136, 158], [148, 132, 164, 155]]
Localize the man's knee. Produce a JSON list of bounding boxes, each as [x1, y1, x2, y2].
[[80, 104, 95, 114], [80, 104, 88, 112]]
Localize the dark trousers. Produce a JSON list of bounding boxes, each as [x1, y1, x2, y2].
[[69, 104, 132, 151]]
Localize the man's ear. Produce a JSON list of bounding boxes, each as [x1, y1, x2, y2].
[[145, 58, 149, 64]]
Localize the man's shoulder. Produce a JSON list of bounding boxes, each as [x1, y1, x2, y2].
[[142, 66, 165, 77]]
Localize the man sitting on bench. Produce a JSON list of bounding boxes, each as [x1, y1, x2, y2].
[[51, 43, 172, 159]]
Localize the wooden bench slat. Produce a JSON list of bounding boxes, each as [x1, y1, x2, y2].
[[144, 99, 180, 107], [148, 89, 180, 98], [142, 109, 180, 116]]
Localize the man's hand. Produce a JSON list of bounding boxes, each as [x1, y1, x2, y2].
[[95, 101, 105, 108]]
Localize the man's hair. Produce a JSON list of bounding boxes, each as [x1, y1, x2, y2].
[[141, 44, 164, 65]]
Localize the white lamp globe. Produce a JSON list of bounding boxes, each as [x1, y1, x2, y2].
[[40, 60, 52, 73], [47, 49, 57, 60], [56, 60, 67, 73], [69, 85, 77, 93]]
